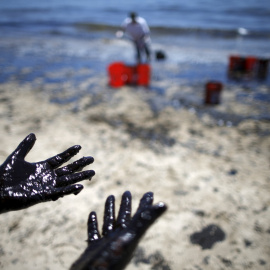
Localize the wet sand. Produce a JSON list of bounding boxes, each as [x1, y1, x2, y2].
[[0, 74, 269, 270]]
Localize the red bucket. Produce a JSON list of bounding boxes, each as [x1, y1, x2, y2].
[[245, 56, 257, 72], [108, 62, 151, 87], [204, 81, 223, 105], [108, 62, 125, 88], [245, 56, 258, 78], [228, 55, 245, 78], [123, 65, 137, 85], [137, 64, 151, 86]]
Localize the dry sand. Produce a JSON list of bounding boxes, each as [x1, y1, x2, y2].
[[0, 76, 269, 270]]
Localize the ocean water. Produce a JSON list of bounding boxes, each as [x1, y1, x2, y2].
[[1, 0, 269, 73], [0, 0, 270, 122], [1, 0, 270, 33]]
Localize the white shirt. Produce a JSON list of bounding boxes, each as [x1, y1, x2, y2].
[[121, 17, 150, 41]]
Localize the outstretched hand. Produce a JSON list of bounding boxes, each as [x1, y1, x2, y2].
[[0, 133, 95, 214], [70, 191, 167, 270]]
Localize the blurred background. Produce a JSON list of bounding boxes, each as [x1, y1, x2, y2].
[[0, 0, 269, 83], [0, 0, 270, 122]]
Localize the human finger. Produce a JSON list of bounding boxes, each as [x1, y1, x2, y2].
[[87, 211, 101, 244], [102, 195, 115, 236], [116, 191, 132, 229], [56, 170, 95, 187], [12, 133, 36, 159], [55, 156, 94, 176], [137, 192, 153, 212], [46, 145, 81, 169], [131, 202, 167, 238]]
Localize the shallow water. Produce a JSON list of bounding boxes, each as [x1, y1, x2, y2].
[[1, 0, 270, 33]]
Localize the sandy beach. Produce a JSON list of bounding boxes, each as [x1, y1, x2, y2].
[[0, 68, 269, 270]]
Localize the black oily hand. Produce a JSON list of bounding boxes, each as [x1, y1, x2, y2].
[[70, 191, 167, 270], [0, 133, 95, 214]]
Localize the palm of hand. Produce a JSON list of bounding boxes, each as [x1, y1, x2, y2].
[[0, 133, 95, 213], [1, 158, 60, 202]]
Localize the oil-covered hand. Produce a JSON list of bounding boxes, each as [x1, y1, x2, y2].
[[0, 133, 95, 214], [70, 191, 167, 270]]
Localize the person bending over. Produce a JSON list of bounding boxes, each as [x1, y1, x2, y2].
[[117, 12, 151, 63]]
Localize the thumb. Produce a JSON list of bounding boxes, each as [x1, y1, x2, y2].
[[12, 133, 36, 160], [130, 202, 167, 238]]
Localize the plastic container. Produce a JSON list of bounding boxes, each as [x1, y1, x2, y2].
[[123, 65, 137, 85], [228, 55, 245, 79], [137, 64, 151, 86], [108, 62, 151, 87], [204, 81, 223, 105], [108, 62, 125, 88], [245, 56, 258, 78]]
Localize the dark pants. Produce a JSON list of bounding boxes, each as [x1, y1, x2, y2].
[[134, 40, 151, 63]]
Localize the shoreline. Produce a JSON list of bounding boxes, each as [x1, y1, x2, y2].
[[1, 29, 270, 85], [0, 33, 269, 127]]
